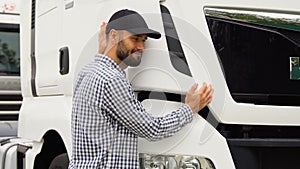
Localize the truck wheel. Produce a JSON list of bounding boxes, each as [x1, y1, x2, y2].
[[48, 153, 69, 169]]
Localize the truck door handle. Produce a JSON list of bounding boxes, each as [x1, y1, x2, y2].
[[59, 47, 69, 75]]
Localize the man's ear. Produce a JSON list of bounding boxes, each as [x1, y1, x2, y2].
[[109, 29, 118, 43]]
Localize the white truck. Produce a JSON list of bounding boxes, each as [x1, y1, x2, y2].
[[1, 0, 300, 168], [0, 0, 21, 138]]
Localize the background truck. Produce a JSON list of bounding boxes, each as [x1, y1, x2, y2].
[[0, 0, 21, 138], [1, 0, 300, 168]]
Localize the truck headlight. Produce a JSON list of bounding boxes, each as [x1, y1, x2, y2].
[[139, 153, 215, 169]]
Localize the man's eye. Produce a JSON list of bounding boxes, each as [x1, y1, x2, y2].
[[131, 37, 138, 41]]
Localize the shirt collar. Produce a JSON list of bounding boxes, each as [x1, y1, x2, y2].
[[95, 54, 126, 77]]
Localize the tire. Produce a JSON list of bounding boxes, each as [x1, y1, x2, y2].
[[48, 153, 69, 169]]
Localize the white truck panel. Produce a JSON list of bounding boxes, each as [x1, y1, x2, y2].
[[139, 100, 235, 168]]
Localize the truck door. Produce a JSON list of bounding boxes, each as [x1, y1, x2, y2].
[[203, 1, 300, 169], [127, 2, 235, 168], [34, 0, 63, 96]]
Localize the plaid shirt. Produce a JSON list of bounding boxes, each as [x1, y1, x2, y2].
[[68, 54, 193, 169]]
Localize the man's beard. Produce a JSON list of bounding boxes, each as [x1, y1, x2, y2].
[[116, 40, 143, 67]]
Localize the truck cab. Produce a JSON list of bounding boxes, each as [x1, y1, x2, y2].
[[0, 0, 21, 138], [1, 0, 300, 168]]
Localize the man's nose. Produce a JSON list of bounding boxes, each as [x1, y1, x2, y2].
[[136, 41, 145, 50]]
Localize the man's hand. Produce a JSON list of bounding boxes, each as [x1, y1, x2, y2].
[[185, 83, 213, 113], [98, 22, 107, 54]]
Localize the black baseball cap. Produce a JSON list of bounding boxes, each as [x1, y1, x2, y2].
[[106, 9, 161, 39]]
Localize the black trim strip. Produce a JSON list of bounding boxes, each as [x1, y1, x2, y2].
[[0, 114, 18, 121], [232, 93, 300, 106], [30, 0, 37, 97], [0, 95, 22, 101], [0, 12, 20, 16], [0, 23, 19, 32], [228, 138, 300, 147], [0, 104, 21, 111], [137, 91, 185, 103]]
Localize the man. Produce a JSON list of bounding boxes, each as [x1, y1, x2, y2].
[[68, 9, 213, 169]]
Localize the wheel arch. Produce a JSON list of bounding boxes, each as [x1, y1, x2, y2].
[[33, 130, 69, 169]]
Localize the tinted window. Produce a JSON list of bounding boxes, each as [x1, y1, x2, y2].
[[160, 5, 191, 76], [206, 17, 300, 106], [0, 23, 20, 75]]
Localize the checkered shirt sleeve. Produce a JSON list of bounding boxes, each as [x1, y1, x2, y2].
[[104, 75, 193, 140]]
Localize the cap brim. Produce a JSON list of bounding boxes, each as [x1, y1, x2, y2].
[[127, 28, 161, 39]]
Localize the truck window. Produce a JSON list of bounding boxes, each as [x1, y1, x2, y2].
[[206, 14, 300, 106], [0, 23, 20, 75], [160, 5, 192, 77]]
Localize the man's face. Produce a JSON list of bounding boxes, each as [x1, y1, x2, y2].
[[116, 31, 147, 67]]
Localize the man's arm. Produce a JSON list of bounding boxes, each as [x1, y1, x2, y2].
[[103, 76, 213, 141]]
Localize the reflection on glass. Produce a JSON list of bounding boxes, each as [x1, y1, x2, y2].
[[290, 57, 300, 80], [0, 24, 20, 76], [204, 7, 300, 32]]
